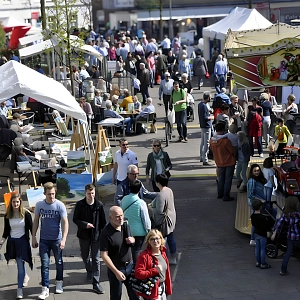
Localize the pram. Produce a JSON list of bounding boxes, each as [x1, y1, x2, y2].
[[265, 201, 300, 258]]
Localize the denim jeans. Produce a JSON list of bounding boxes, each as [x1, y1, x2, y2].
[[236, 161, 248, 187], [200, 128, 211, 163], [107, 261, 139, 300], [281, 239, 300, 272], [262, 121, 271, 147], [79, 238, 100, 284], [264, 186, 273, 202], [215, 74, 225, 93], [39, 239, 64, 288], [249, 136, 263, 155], [150, 69, 155, 87], [254, 233, 267, 265], [16, 257, 25, 289], [141, 86, 150, 104], [218, 165, 235, 200], [124, 118, 132, 133], [165, 232, 177, 254], [175, 109, 187, 139]]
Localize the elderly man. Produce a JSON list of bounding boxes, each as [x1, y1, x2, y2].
[[136, 97, 155, 121], [178, 55, 190, 76], [198, 92, 214, 165], [138, 63, 150, 105], [112, 140, 138, 186], [159, 72, 174, 116], [114, 165, 156, 206], [104, 100, 132, 136], [145, 38, 158, 56], [100, 206, 139, 300], [132, 95, 141, 112], [160, 35, 171, 56]]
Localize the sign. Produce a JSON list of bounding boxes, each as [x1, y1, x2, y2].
[[31, 12, 39, 20], [114, 0, 134, 8]]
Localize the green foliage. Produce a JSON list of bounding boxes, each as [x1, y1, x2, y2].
[[0, 22, 5, 49], [56, 177, 70, 196], [136, 0, 160, 11]]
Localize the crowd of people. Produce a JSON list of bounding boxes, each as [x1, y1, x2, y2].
[[1, 137, 177, 300]]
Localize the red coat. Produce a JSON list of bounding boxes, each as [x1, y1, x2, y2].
[[134, 246, 172, 299]]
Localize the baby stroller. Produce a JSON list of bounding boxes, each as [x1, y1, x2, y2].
[[265, 201, 300, 258], [186, 93, 195, 122]]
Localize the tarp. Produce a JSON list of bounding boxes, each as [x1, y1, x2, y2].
[[0, 61, 87, 122], [0, 17, 31, 49], [203, 7, 272, 40], [225, 22, 300, 50]]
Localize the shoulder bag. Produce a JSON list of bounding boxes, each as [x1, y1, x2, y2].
[[129, 255, 160, 296], [152, 201, 169, 237]]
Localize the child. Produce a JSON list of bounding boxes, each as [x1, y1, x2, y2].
[[262, 157, 276, 202], [275, 118, 292, 154], [251, 199, 274, 269]]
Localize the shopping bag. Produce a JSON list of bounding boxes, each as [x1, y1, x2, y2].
[[167, 109, 175, 124], [205, 71, 210, 79]]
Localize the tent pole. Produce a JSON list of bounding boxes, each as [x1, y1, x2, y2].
[[52, 49, 56, 80]]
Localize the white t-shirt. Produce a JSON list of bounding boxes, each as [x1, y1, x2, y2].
[[115, 149, 138, 181], [9, 218, 25, 238], [263, 168, 274, 188]]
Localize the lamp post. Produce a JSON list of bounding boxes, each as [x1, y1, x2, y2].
[[169, 0, 173, 38]]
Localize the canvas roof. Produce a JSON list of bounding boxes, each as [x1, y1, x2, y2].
[[203, 7, 272, 40], [0, 61, 87, 122], [225, 22, 300, 50]]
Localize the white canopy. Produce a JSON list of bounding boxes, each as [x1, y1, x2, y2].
[[0, 61, 87, 122], [203, 7, 272, 40]]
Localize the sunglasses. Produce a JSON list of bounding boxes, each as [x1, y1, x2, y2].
[[129, 173, 139, 176], [150, 237, 161, 242], [153, 145, 161, 147], [121, 144, 129, 147]]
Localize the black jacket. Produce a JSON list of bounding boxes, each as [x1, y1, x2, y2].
[[73, 198, 106, 242], [2, 210, 32, 241]]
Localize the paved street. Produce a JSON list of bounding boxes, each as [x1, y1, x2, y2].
[[2, 81, 300, 299]]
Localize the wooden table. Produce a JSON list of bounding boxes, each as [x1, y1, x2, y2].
[[11, 107, 31, 113], [119, 111, 139, 117]]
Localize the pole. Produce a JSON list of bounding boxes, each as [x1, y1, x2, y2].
[[168, 0, 173, 38], [40, 0, 46, 30]]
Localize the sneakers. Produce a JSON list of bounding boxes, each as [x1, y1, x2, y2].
[[38, 287, 49, 300], [280, 270, 288, 275], [256, 262, 260, 267], [23, 275, 30, 287], [203, 162, 215, 166], [260, 263, 271, 269], [259, 153, 264, 158], [17, 288, 23, 299], [184, 137, 188, 142], [56, 280, 63, 294], [250, 240, 256, 246], [93, 283, 105, 294]]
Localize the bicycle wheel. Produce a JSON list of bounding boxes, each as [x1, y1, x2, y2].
[[165, 121, 170, 146]]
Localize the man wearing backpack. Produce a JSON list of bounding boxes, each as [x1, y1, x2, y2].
[[170, 81, 188, 142]]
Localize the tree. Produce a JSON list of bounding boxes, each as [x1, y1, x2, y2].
[[56, 177, 70, 196], [0, 22, 5, 49], [136, 0, 164, 41], [44, 0, 85, 95]]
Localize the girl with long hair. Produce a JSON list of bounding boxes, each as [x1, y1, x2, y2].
[[0, 193, 33, 299]]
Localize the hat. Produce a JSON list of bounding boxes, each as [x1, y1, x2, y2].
[[164, 72, 170, 77]]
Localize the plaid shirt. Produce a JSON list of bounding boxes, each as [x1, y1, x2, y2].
[[275, 212, 300, 240]]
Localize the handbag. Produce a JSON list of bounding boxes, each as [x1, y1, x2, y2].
[[164, 170, 171, 178], [129, 256, 160, 296], [152, 202, 168, 237], [205, 71, 210, 79]]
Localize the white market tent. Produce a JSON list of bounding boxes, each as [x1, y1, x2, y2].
[[0, 61, 87, 122], [202, 7, 272, 59]]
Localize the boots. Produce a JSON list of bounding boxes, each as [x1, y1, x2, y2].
[[168, 253, 177, 265]]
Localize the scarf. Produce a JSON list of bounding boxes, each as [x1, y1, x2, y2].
[[152, 150, 165, 177]]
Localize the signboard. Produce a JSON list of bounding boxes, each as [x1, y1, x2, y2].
[[227, 38, 300, 88], [31, 12, 39, 20], [114, 0, 134, 8]]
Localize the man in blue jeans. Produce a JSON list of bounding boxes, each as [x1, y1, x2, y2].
[[210, 122, 236, 201], [32, 182, 69, 299], [100, 206, 139, 300], [198, 91, 214, 165]]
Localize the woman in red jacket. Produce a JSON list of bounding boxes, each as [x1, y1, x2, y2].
[[134, 229, 172, 299]]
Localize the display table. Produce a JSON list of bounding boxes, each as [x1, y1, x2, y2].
[[95, 118, 125, 139]]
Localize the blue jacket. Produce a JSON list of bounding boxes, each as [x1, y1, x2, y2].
[[198, 101, 212, 128]]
